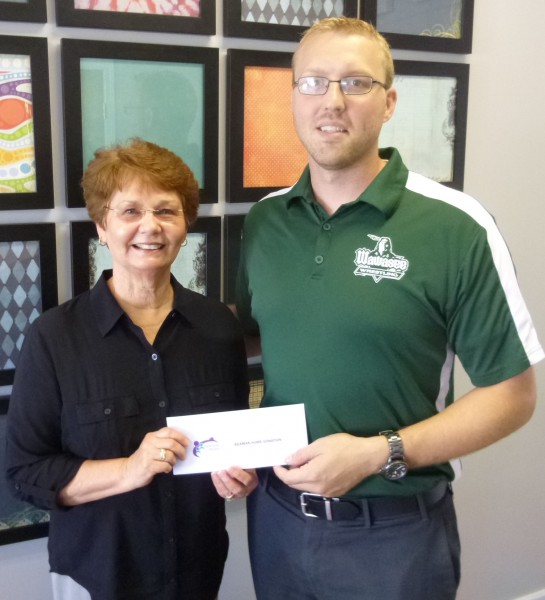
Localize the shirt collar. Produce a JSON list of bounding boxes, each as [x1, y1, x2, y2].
[[90, 270, 201, 337], [286, 147, 408, 219]]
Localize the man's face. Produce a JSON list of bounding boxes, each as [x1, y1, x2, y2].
[[292, 32, 397, 173]]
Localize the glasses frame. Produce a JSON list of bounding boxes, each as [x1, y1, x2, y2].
[[104, 206, 185, 222], [293, 76, 387, 95]]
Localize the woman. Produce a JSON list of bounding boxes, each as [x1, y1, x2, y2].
[[5, 139, 257, 600]]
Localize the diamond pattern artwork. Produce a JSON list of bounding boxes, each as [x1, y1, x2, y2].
[[0, 240, 42, 372], [241, 0, 347, 27]]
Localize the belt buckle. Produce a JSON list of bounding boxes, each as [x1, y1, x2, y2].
[[300, 492, 340, 520]]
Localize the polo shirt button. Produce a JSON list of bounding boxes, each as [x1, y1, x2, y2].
[[315, 255, 324, 264], [158, 401, 166, 408], [151, 353, 158, 361], [322, 223, 331, 231], [104, 408, 112, 415]]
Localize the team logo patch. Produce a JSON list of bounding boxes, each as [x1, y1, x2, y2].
[[354, 235, 410, 283]]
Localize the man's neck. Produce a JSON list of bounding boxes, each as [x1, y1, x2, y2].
[[309, 156, 387, 216]]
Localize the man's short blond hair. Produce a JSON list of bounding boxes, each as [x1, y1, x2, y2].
[[293, 17, 395, 89]]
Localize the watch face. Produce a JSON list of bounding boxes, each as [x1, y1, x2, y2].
[[384, 461, 408, 480]]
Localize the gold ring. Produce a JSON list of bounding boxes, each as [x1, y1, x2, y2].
[[159, 448, 167, 462]]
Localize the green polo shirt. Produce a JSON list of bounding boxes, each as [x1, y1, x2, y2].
[[236, 148, 543, 497]]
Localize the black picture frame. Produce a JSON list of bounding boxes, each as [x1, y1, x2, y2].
[[0, 223, 58, 387], [0, 35, 53, 210], [0, 396, 50, 546], [361, 0, 474, 54], [0, 0, 47, 23], [61, 38, 219, 207], [223, 0, 358, 41], [381, 60, 469, 190], [70, 216, 221, 299], [226, 49, 307, 203], [223, 213, 246, 304], [55, 0, 215, 35]]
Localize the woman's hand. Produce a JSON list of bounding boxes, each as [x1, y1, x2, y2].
[[211, 467, 258, 501], [58, 427, 190, 506], [123, 426, 190, 489]]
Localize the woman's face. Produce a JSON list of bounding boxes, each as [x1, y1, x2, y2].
[[95, 179, 187, 280]]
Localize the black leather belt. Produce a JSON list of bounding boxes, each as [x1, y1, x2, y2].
[[266, 471, 450, 522]]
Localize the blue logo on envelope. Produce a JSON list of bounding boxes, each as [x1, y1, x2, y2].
[[193, 437, 220, 458]]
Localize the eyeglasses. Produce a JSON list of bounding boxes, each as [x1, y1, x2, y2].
[[293, 76, 386, 96], [104, 205, 184, 223]]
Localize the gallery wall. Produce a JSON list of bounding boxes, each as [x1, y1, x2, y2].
[[0, 1, 544, 599]]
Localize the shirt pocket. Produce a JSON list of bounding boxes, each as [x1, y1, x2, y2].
[[187, 382, 239, 414], [75, 395, 141, 459]]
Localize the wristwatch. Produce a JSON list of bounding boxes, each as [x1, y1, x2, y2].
[[379, 430, 408, 480]]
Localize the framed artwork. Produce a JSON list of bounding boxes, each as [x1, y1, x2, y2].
[[226, 49, 307, 203], [223, 213, 246, 304], [362, 0, 474, 53], [0, 0, 47, 23], [54, 0, 215, 35], [70, 216, 221, 298], [61, 39, 219, 207], [0, 223, 58, 387], [248, 363, 264, 409], [223, 0, 357, 41], [380, 60, 469, 190], [0, 396, 50, 545], [0, 35, 54, 210]]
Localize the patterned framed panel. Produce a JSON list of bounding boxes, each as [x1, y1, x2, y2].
[[380, 60, 469, 190], [248, 363, 264, 409], [0, 223, 58, 386], [0, 396, 50, 545], [70, 216, 221, 299], [361, 0, 474, 53], [226, 49, 307, 203], [224, 0, 358, 41], [0, 0, 47, 23], [0, 35, 54, 210], [55, 0, 215, 35], [61, 38, 219, 207]]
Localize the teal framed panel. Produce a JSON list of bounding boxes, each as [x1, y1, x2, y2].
[[61, 39, 218, 207]]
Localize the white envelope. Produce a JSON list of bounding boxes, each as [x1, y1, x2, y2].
[[167, 404, 308, 475]]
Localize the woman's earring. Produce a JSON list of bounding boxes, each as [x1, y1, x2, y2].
[[181, 239, 188, 247], [98, 238, 107, 247]]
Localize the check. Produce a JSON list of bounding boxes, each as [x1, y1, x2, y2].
[[167, 404, 308, 475]]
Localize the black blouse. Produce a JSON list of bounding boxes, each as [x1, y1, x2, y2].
[[5, 271, 249, 600]]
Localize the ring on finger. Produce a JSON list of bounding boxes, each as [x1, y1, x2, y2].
[[159, 448, 167, 462], [225, 493, 234, 501]]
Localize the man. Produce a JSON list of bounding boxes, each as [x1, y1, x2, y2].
[[233, 17, 543, 600]]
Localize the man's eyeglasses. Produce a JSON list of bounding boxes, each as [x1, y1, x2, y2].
[[104, 206, 184, 223], [293, 76, 387, 96]]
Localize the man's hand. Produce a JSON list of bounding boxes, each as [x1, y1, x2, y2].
[[273, 433, 388, 498]]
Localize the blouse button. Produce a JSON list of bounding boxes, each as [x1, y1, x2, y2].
[[323, 223, 331, 231], [315, 255, 324, 264], [151, 353, 158, 361]]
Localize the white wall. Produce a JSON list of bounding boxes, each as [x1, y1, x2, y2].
[[1, 1, 544, 599]]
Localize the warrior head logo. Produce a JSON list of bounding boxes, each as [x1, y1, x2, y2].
[[354, 235, 410, 283]]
